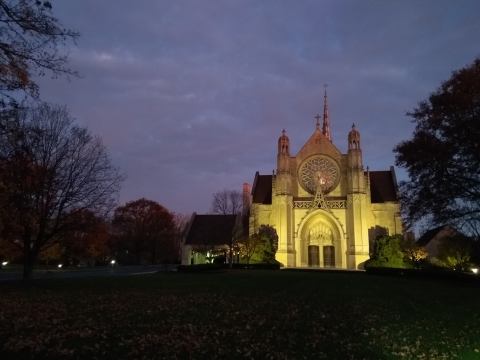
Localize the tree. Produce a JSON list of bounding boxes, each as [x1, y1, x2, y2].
[[369, 235, 407, 268], [0, 234, 21, 262], [0, 0, 78, 103], [436, 234, 473, 271], [112, 198, 175, 265], [38, 241, 62, 265], [238, 233, 262, 264], [258, 225, 278, 263], [249, 225, 279, 264], [211, 189, 243, 215], [394, 58, 480, 237], [170, 213, 190, 263], [61, 209, 111, 266], [401, 236, 427, 267], [0, 103, 122, 279]]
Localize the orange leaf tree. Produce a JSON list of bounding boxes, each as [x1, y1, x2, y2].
[[112, 198, 176, 265]]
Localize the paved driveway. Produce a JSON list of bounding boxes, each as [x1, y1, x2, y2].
[[0, 265, 177, 281]]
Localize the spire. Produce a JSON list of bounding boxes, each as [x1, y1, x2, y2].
[[322, 85, 331, 142]]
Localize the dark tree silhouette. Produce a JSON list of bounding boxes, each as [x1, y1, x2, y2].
[[37, 209, 111, 266], [60, 209, 111, 266], [211, 189, 242, 215], [0, 0, 78, 103], [112, 198, 176, 264], [0, 103, 122, 279], [394, 58, 480, 237]]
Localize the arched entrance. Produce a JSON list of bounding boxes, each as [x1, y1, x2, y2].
[[297, 210, 345, 268]]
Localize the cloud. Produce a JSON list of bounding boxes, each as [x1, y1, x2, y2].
[[36, 0, 480, 213]]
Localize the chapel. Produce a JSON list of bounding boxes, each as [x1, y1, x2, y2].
[[249, 90, 402, 269]]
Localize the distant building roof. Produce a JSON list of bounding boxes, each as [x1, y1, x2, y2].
[[185, 214, 237, 246], [368, 169, 398, 203], [251, 172, 272, 204], [417, 225, 458, 247]]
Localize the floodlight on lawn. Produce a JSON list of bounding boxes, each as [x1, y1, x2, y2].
[[110, 259, 116, 265], [57, 264, 63, 269], [472, 268, 478, 274], [1, 261, 8, 266]]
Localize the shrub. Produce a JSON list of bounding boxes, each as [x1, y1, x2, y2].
[[370, 235, 409, 268], [436, 235, 473, 271]]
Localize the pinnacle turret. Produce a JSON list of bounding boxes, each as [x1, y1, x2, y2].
[[278, 129, 290, 156], [348, 123, 361, 150]]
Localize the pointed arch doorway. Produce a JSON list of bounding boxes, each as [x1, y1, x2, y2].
[[298, 210, 345, 268]]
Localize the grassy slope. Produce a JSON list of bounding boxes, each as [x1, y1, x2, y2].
[[0, 270, 479, 359]]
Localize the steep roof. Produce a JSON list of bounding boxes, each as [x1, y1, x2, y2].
[[251, 172, 272, 204], [296, 128, 342, 162], [368, 169, 398, 203], [185, 214, 237, 246], [416, 225, 458, 246], [251, 169, 399, 204]]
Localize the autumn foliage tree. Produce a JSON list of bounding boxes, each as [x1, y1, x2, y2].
[[37, 210, 111, 266], [0, 0, 78, 103], [394, 58, 480, 237], [112, 198, 176, 265], [61, 210, 111, 266], [0, 103, 122, 279], [401, 236, 427, 267]]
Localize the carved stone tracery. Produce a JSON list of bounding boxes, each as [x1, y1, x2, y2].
[[298, 155, 340, 195], [293, 200, 346, 209]]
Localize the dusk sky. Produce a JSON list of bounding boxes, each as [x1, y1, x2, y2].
[[38, 0, 480, 215]]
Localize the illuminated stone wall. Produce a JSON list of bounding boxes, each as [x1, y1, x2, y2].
[[249, 124, 402, 270]]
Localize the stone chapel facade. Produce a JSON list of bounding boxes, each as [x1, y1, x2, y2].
[[249, 92, 402, 269]]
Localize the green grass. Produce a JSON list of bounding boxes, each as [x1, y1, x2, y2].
[[1, 270, 480, 359]]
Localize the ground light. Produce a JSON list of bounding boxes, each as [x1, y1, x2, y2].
[[57, 264, 63, 269], [471, 268, 478, 274], [110, 259, 116, 265], [1, 261, 8, 266]]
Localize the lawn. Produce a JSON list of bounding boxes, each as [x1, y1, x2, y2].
[[0, 270, 479, 359]]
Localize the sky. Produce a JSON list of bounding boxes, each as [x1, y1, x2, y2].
[[38, 0, 480, 215]]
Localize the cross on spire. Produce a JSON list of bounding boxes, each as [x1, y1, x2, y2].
[[314, 114, 321, 130]]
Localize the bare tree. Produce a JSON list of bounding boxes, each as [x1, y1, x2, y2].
[[0, 0, 79, 103], [211, 190, 242, 215], [0, 103, 122, 279], [229, 190, 243, 215]]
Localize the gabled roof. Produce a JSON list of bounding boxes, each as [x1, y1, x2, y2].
[[251, 172, 272, 204], [368, 169, 398, 203], [251, 169, 399, 204], [296, 128, 342, 161], [416, 225, 458, 246], [185, 214, 237, 246]]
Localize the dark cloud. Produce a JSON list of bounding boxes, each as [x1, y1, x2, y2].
[[37, 0, 480, 213]]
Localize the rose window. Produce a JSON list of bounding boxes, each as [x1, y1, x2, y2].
[[298, 155, 340, 194]]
